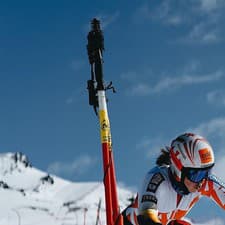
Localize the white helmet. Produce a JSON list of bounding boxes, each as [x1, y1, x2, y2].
[[170, 133, 214, 183]]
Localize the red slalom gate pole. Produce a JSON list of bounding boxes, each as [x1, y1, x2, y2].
[[98, 91, 122, 225], [109, 150, 121, 223], [86, 18, 123, 225]]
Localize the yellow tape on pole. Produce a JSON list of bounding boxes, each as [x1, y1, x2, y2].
[[99, 110, 112, 149]]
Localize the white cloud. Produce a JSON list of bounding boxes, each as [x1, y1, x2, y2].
[[128, 70, 224, 96], [134, 0, 225, 43], [129, 83, 151, 96], [199, 0, 225, 13], [202, 31, 219, 43], [47, 155, 97, 177], [183, 22, 221, 44], [134, 1, 184, 26], [190, 117, 225, 140], [207, 90, 225, 106], [153, 71, 223, 91]]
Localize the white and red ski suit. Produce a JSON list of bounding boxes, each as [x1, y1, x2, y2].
[[123, 166, 225, 225]]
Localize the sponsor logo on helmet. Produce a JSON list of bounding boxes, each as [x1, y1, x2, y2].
[[199, 148, 213, 164]]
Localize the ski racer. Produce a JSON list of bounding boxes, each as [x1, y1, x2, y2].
[[122, 133, 225, 225]]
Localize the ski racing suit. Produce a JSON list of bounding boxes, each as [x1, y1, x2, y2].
[[122, 165, 225, 225]]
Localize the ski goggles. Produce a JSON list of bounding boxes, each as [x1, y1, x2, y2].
[[184, 168, 211, 183]]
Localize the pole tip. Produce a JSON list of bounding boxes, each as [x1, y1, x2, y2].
[[91, 18, 101, 31]]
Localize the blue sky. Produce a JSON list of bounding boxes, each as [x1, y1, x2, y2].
[[0, 0, 225, 222]]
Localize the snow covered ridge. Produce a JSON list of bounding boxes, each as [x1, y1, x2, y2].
[[0, 152, 46, 190], [0, 152, 133, 225], [0, 152, 31, 174]]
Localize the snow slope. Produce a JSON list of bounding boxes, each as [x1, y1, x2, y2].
[[0, 152, 133, 225]]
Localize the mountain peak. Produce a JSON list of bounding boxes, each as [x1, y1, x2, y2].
[[0, 152, 31, 176], [0, 152, 133, 225]]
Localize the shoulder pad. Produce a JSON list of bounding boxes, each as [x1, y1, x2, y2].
[[146, 172, 165, 193]]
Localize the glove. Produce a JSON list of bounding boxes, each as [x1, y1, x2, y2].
[[167, 219, 192, 225], [137, 215, 161, 225]]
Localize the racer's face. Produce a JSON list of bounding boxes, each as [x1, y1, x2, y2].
[[184, 177, 204, 192]]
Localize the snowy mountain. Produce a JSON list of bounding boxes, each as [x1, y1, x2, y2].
[[0, 152, 224, 225], [0, 152, 133, 225]]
